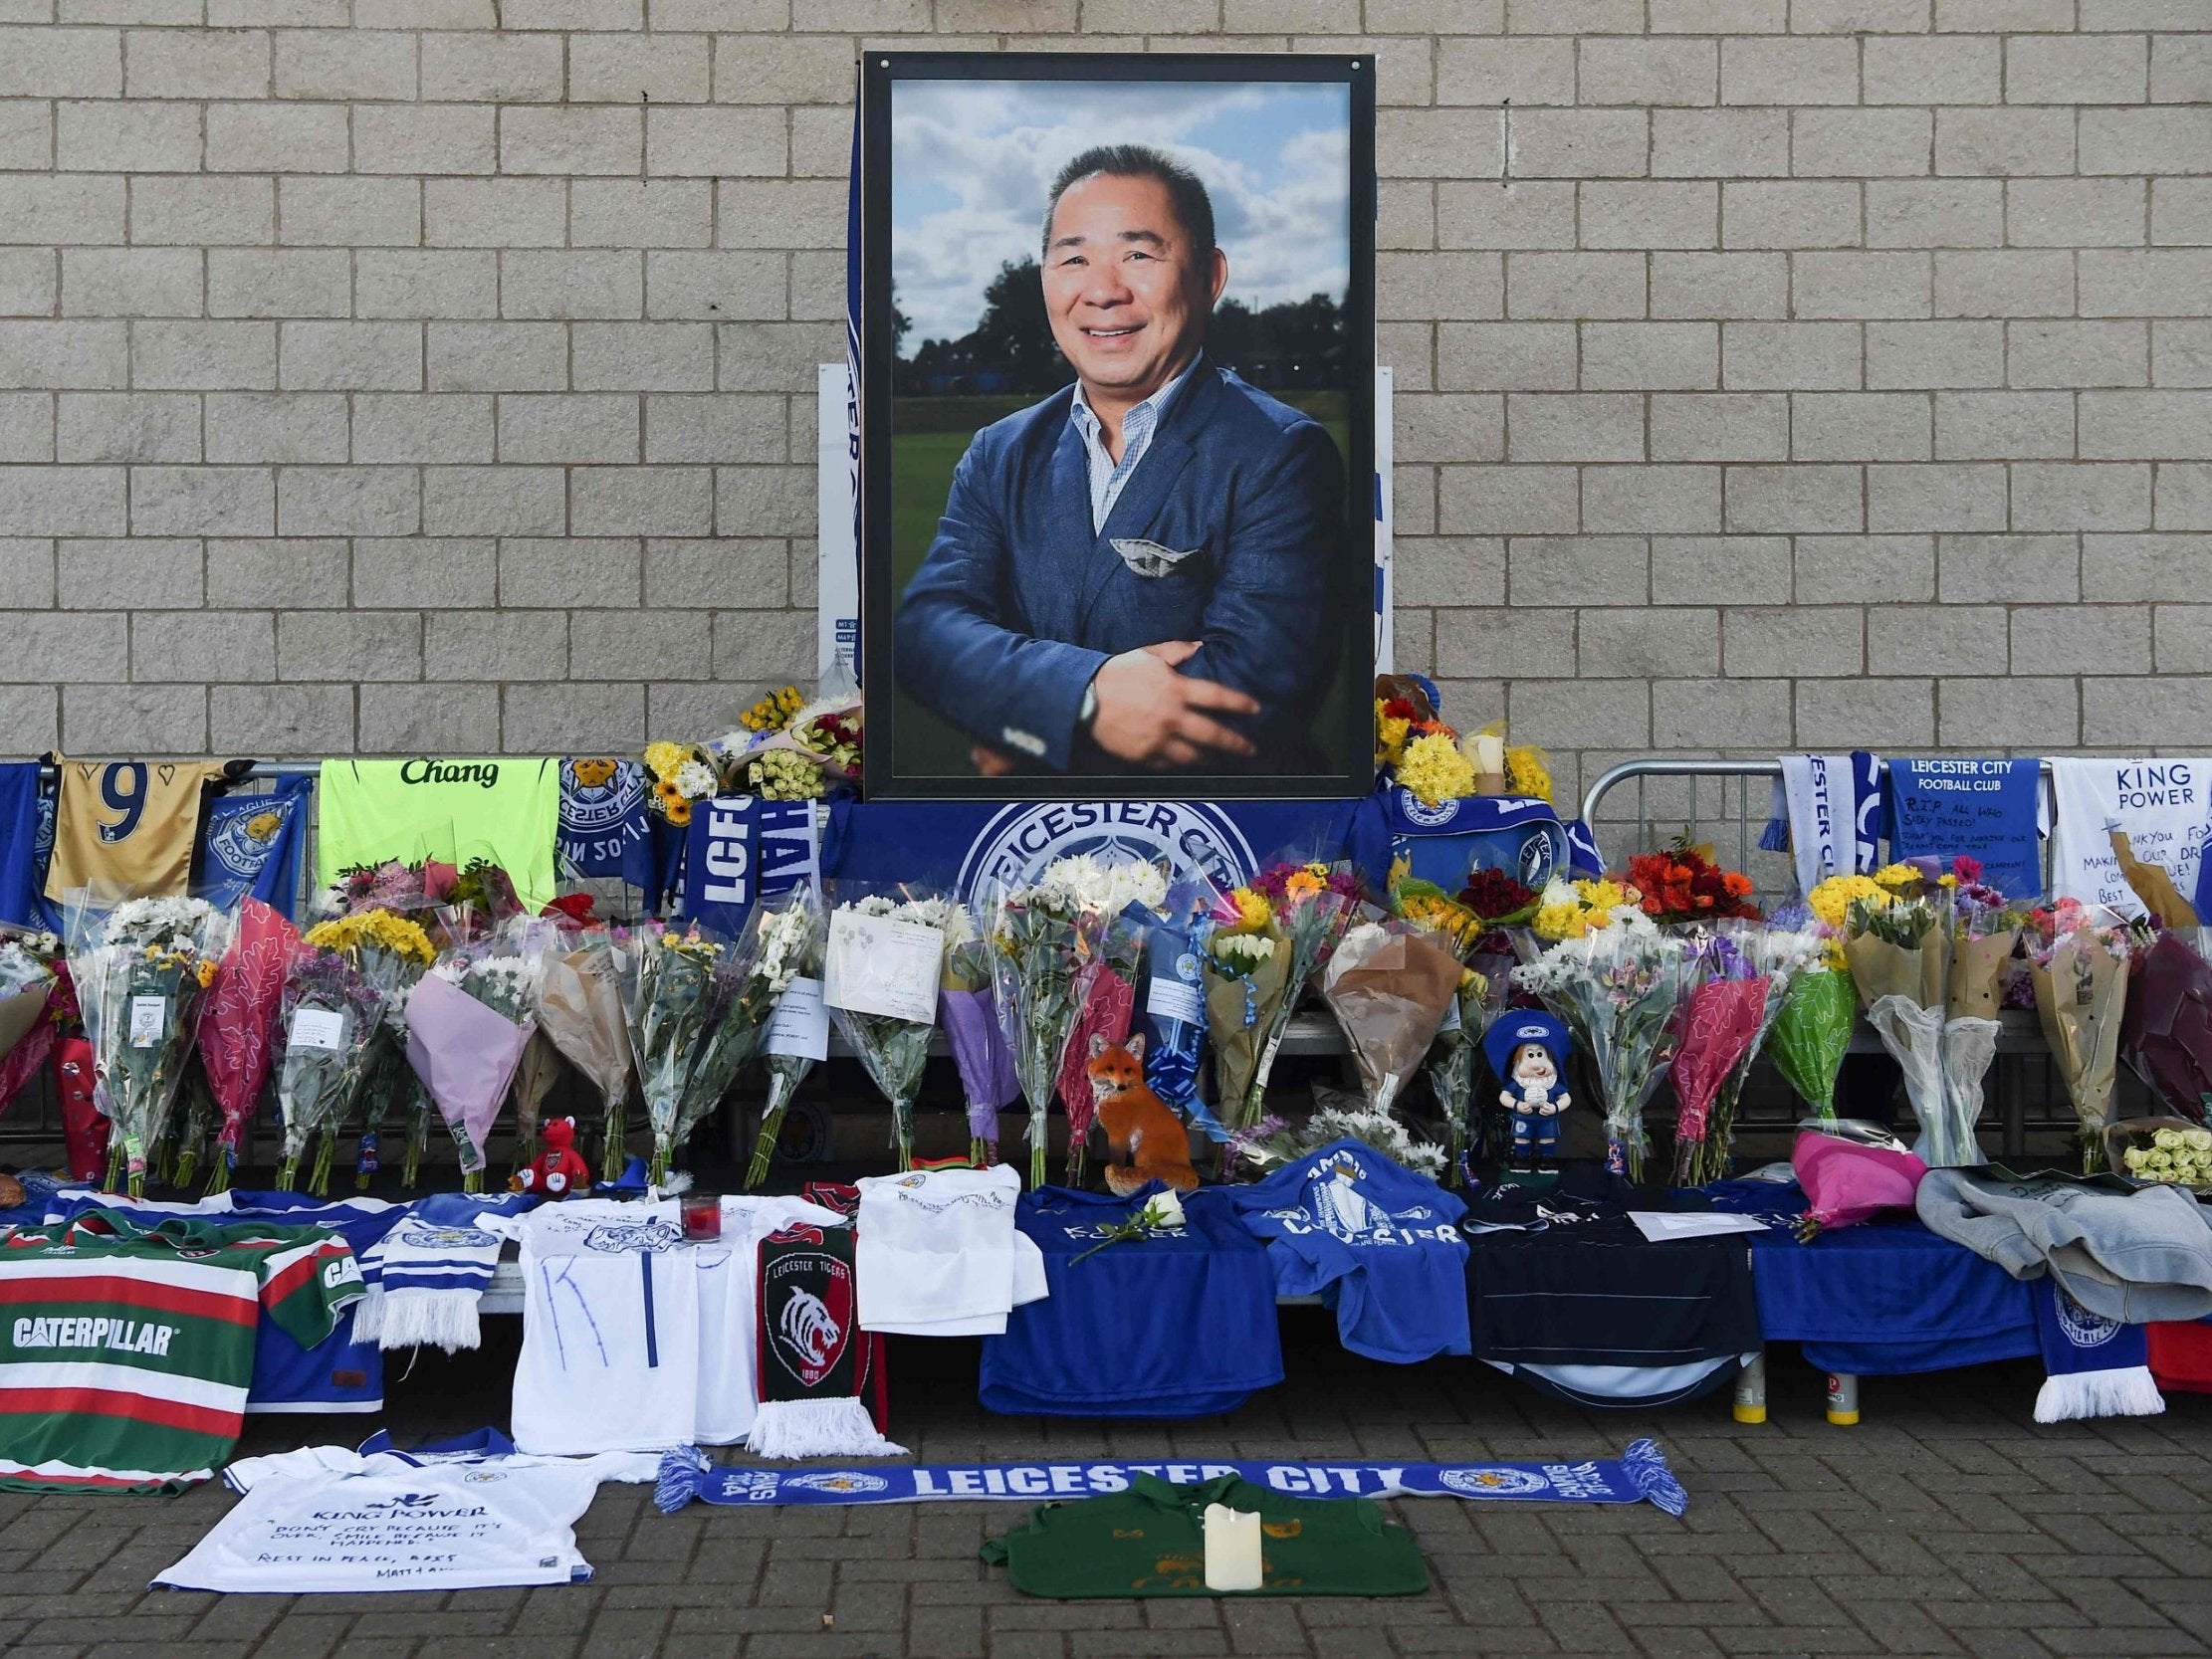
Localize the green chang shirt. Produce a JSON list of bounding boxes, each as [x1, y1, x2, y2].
[[979, 1474, 1429, 1598], [316, 757, 561, 912]]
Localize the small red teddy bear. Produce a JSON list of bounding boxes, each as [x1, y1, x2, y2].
[[519, 1117, 590, 1200]]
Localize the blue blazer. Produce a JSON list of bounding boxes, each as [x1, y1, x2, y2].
[[892, 363, 1347, 774]]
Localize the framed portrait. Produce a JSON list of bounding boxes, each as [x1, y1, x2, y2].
[[860, 52, 1377, 801]]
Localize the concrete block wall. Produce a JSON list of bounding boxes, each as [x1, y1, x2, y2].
[[0, 0, 2206, 815]]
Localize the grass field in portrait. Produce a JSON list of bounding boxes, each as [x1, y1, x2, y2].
[[890, 389, 1356, 779]]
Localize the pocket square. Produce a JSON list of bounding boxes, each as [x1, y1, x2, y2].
[[1110, 537, 1206, 580]]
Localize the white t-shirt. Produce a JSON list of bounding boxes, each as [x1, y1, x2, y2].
[[513, 1200, 697, 1456], [155, 1444, 657, 1594], [854, 1166, 1048, 1337]]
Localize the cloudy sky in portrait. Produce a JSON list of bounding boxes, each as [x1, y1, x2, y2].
[[889, 78, 1352, 353]]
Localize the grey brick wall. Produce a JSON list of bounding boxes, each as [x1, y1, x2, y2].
[[0, 1, 2208, 812]]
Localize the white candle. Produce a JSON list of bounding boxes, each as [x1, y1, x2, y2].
[[1203, 1504, 1263, 1592], [1474, 732, 1504, 773]]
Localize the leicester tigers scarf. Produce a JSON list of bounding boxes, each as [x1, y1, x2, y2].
[[749, 1222, 901, 1460]]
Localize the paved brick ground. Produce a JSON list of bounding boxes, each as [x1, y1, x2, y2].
[[2, 1308, 2208, 1659]]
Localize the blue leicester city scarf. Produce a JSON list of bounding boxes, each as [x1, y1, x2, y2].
[[195, 776, 312, 918], [655, 1438, 1686, 1517], [2032, 1279, 2162, 1424]]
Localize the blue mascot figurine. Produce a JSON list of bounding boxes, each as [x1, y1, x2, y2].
[[1481, 1012, 1572, 1173]]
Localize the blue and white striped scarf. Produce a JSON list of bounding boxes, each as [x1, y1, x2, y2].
[[356, 1192, 533, 1353]]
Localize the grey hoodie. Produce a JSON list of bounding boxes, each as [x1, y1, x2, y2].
[[1914, 1169, 2212, 1324]]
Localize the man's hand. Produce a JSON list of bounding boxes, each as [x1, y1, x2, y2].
[[1087, 641, 1260, 770], [970, 742, 1019, 778]]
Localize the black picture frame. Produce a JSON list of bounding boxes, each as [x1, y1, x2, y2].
[[859, 50, 1378, 802]]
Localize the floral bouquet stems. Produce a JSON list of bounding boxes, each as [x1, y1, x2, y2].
[[192, 898, 296, 1196], [407, 925, 544, 1192], [669, 887, 819, 1187], [171, 1067, 218, 1192], [536, 933, 632, 1183], [826, 889, 953, 1172], [1682, 927, 1823, 1185], [64, 895, 230, 1199], [1512, 916, 1691, 1180], [1667, 935, 1780, 1187], [620, 923, 722, 1187], [402, 1072, 435, 1189], [275, 942, 385, 1193], [301, 906, 438, 1192], [989, 880, 1089, 1189], [746, 907, 830, 1190], [509, 1029, 564, 1177], [1055, 901, 1151, 1187]]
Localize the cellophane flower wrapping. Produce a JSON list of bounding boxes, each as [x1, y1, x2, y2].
[[64, 894, 231, 1196], [1053, 880, 1158, 1185], [1389, 876, 1503, 1178], [1671, 927, 1821, 1185], [2030, 907, 2132, 1172], [1511, 911, 1690, 1179], [189, 900, 297, 1193], [826, 889, 949, 1172], [672, 885, 820, 1185], [2119, 929, 2212, 1126], [275, 940, 385, 1193], [989, 871, 1094, 1188], [0, 933, 70, 1120], [1321, 917, 1465, 1119], [301, 905, 439, 1189], [1138, 877, 1226, 1144], [536, 931, 632, 1176], [747, 897, 830, 1190], [409, 920, 546, 1191], [1768, 965, 1856, 1121], [620, 921, 724, 1184], [0, 928, 59, 1068], [1242, 860, 1359, 1116], [940, 902, 1016, 1166]]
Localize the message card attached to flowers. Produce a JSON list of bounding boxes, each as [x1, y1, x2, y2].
[[825, 912, 943, 1025]]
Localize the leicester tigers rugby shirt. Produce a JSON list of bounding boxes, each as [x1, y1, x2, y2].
[[0, 1211, 363, 1493]]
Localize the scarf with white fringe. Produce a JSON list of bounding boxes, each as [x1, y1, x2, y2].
[[747, 1221, 901, 1460], [354, 1194, 522, 1353], [2033, 1279, 2164, 1423]]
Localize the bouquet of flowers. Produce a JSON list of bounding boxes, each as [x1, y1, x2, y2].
[[186, 899, 296, 1193], [2112, 1122, 2212, 1190], [1942, 857, 2021, 1020], [1767, 958, 1857, 1124], [713, 682, 865, 802], [1453, 868, 1541, 946], [746, 897, 833, 1189], [1624, 838, 1761, 927], [990, 868, 1098, 1188], [2121, 929, 2212, 1126], [274, 938, 385, 1192], [668, 886, 819, 1185], [642, 738, 718, 830], [1237, 858, 1359, 1117], [1131, 877, 1224, 1144], [2029, 899, 2133, 1172], [64, 895, 231, 1196], [1512, 909, 1691, 1179], [1531, 875, 1646, 942], [1202, 886, 1290, 1142], [620, 921, 723, 1183], [826, 889, 951, 1171], [1669, 927, 1821, 1184], [0, 932, 72, 1123], [939, 901, 1016, 1167], [300, 906, 441, 1185], [1050, 860, 1163, 1185], [407, 924, 545, 1191], [536, 931, 632, 1178], [0, 926, 59, 1069], [1321, 917, 1466, 1118]]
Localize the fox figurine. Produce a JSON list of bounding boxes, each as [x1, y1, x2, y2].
[[1087, 1032, 1201, 1197]]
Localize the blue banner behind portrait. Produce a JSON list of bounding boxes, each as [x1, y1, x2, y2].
[[195, 775, 312, 918]]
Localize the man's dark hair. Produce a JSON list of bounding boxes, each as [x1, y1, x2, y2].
[[1040, 144, 1217, 260]]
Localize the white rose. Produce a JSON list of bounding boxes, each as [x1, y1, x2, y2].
[[1143, 1190, 1188, 1231], [2124, 1145, 2148, 1171], [2187, 1129, 2212, 1154], [2154, 1128, 2183, 1151]]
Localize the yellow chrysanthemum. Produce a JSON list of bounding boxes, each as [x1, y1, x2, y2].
[[1374, 699, 1413, 766], [643, 740, 688, 782], [1398, 731, 1476, 807], [1808, 874, 1886, 930], [1533, 901, 1588, 941], [305, 908, 437, 967], [1504, 744, 1552, 802], [1872, 862, 1920, 891], [1219, 888, 1272, 933], [196, 958, 217, 988]]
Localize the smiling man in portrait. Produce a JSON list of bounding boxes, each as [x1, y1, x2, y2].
[[891, 143, 1347, 779]]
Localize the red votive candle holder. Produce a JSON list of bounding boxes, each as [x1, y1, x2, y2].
[[681, 1192, 721, 1241]]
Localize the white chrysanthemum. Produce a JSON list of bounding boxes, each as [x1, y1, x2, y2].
[[673, 759, 719, 799]]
